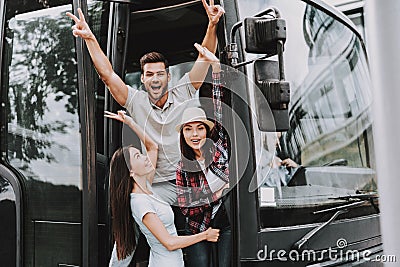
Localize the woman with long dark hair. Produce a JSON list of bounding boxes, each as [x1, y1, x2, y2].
[[176, 48, 231, 267], [105, 110, 220, 267]]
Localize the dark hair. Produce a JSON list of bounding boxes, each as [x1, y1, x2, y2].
[[109, 146, 136, 260], [179, 123, 213, 171], [140, 52, 169, 74]]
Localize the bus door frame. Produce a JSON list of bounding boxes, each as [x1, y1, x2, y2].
[[72, 1, 99, 266], [218, 0, 262, 264], [104, 0, 131, 259], [0, 166, 23, 267], [78, 0, 131, 264], [104, 2, 129, 167], [0, 1, 23, 266]]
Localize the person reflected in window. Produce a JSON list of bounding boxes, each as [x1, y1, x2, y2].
[[105, 110, 220, 267], [264, 133, 300, 187], [175, 51, 231, 267], [264, 154, 299, 187]]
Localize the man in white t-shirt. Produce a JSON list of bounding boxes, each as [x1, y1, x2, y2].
[[67, 0, 225, 204]]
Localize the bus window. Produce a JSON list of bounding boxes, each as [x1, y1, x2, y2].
[[327, 0, 366, 40], [238, 0, 376, 227], [2, 1, 81, 265]]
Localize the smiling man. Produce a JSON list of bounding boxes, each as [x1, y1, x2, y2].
[[140, 55, 170, 106]]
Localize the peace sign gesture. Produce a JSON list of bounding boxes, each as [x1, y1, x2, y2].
[[66, 8, 94, 40], [201, 0, 225, 26]]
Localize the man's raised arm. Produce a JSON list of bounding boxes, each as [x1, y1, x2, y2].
[[189, 0, 225, 89], [67, 8, 129, 106]]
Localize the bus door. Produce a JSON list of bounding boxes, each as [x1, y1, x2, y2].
[[0, 0, 111, 266]]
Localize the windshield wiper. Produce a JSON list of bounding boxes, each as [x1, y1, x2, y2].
[[292, 209, 348, 251], [292, 196, 375, 251], [328, 191, 379, 213], [329, 191, 378, 201], [313, 200, 367, 215]]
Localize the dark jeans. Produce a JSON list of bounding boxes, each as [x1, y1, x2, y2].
[[184, 201, 231, 267], [184, 225, 231, 267]]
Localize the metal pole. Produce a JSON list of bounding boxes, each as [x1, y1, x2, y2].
[[365, 0, 400, 262]]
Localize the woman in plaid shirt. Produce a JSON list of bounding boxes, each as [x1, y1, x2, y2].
[[175, 45, 231, 267]]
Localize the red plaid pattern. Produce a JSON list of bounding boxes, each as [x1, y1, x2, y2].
[[176, 72, 229, 234]]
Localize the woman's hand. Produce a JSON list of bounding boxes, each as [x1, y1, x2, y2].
[[205, 227, 220, 242], [271, 156, 282, 168], [66, 8, 94, 40], [194, 43, 221, 73], [201, 0, 225, 26], [215, 183, 229, 199], [104, 110, 132, 124]]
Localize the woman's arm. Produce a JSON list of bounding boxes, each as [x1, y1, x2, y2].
[[188, 0, 224, 89], [142, 212, 219, 251], [207, 64, 230, 185], [105, 111, 158, 183]]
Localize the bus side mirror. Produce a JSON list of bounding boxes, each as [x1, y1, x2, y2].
[[254, 60, 290, 131], [225, 7, 290, 132], [244, 17, 286, 55]]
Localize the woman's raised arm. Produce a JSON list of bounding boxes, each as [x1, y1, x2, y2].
[[105, 110, 158, 183]]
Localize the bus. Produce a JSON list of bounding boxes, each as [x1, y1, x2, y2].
[[0, 0, 381, 266]]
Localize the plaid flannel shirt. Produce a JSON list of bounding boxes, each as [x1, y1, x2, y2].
[[176, 72, 229, 234]]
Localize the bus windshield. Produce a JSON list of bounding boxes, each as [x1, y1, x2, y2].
[[238, 0, 376, 222]]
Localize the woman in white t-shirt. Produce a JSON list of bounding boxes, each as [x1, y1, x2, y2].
[[105, 110, 220, 267]]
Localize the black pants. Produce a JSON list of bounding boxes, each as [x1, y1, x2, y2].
[[184, 225, 231, 267], [183, 200, 231, 267]]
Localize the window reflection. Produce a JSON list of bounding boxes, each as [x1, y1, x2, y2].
[[5, 5, 81, 188], [238, 0, 376, 210], [286, 12, 372, 167], [3, 4, 83, 224]]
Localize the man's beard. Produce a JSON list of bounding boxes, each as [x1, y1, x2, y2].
[[149, 85, 169, 103]]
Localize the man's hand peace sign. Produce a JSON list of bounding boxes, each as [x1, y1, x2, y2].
[[66, 8, 94, 40]]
